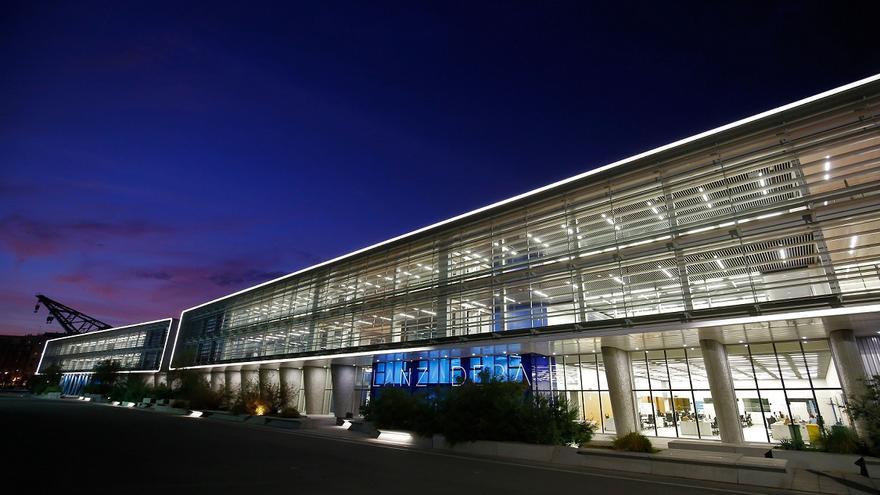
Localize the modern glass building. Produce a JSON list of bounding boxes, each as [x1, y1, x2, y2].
[[42, 74, 880, 444], [37, 319, 176, 396]]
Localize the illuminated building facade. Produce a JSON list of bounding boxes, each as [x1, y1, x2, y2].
[[38, 319, 176, 396], [39, 74, 880, 444]]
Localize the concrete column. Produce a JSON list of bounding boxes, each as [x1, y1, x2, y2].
[[241, 369, 259, 391], [225, 369, 242, 393], [303, 366, 328, 415], [601, 346, 637, 437], [699, 337, 745, 444], [829, 329, 868, 433], [280, 368, 303, 408], [330, 364, 357, 420], [210, 370, 226, 392]]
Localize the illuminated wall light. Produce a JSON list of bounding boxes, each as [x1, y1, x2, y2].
[[849, 235, 858, 254], [532, 290, 549, 297], [612, 276, 625, 285], [824, 161, 831, 171], [567, 228, 574, 235], [714, 256, 725, 269], [824, 174, 830, 180], [503, 296, 516, 303], [778, 248, 787, 260], [659, 266, 674, 279], [377, 430, 414, 444]]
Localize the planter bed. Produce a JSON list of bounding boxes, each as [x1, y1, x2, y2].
[[260, 416, 310, 429], [204, 411, 251, 422]]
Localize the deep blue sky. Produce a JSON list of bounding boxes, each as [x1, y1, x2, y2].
[[2, 1, 878, 335]]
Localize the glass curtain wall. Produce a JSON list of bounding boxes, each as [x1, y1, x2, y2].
[[728, 339, 845, 443], [553, 353, 614, 433], [630, 348, 718, 440], [40, 321, 170, 373], [173, 85, 880, 368]]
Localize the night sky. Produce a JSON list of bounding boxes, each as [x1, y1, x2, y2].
[[2, 2, 878, 335]]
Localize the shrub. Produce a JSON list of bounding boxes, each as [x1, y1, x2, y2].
[[846, 374, 880, 456], [612, 432, 654, 453], [817, 426, 865, 454], [84, 360, 122, 397], [230, 381, 272, 415], [361, 387, 434, 434], [170, 370, 222, 410], [362, 372, 596, 446], [777, 438, 807, 451], [31, 363, 63, 395], [152, 384, 174, 400], [278, 407, 301, 418]]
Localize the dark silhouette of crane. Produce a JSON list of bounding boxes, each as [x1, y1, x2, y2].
[[33, 294, 111, 335]]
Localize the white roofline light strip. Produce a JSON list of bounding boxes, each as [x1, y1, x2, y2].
[[174, 73, 880, 318]]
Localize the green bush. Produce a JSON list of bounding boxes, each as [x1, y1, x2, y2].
[[361, 387, 435, 434], [152, 384, 174, 400], [362, 372, 596, 446], [612, 432, 654, 453], [846, 374, 880, 456], [278, 407, 301, 418], [31, 363, 63, 395], [817, 426, 865, 454], [170, 370, 223, 410], [777, 437, 808, 451]]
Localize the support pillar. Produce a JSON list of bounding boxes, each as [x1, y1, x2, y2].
[[303, 366, 327, 415], [829, 329, 869, 433], [330, 364, 357, 421], [600, 346, 637, 437], [280, 368, 303, 408], [699, 336, 745, 444], [210, 370, 226, 392], [225, 369, 242, 393]]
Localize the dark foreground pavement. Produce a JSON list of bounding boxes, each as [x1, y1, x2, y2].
[[3, 397, 783, 494]]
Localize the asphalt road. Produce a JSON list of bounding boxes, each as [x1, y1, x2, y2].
[[3, 396, 781, 494]]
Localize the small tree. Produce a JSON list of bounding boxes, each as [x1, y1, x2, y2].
[[31, 363, 63, 394], [86, 360, 122, 396], [846, 374, 880, 455]]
